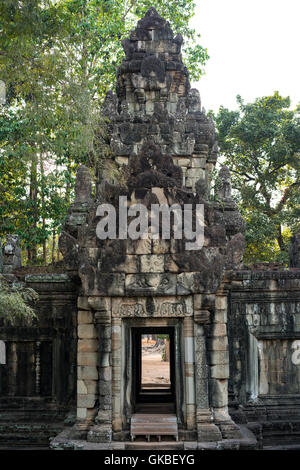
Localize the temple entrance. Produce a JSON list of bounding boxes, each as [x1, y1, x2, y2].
[[132, 327, 176, 413]]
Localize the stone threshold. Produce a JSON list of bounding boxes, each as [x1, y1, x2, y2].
[[50, 425, 257, 450]]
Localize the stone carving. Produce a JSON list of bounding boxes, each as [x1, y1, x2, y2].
[[125, 274, 176, 296], [2, 234, 22, 273], [118, 303, 145, 317], [217, 165, 232, 201], [159, 301, 186, 316], [289, 233, 300, 268], [58, 230, 79, 269], [116, 300, 187, 317], [74, 165, 92, 203]]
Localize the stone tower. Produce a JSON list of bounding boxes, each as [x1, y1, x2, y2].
[[60, 7, 246, 446]]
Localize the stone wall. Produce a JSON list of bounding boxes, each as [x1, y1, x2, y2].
[[228, 268, 300, 446], [0, 272, 78, 446]]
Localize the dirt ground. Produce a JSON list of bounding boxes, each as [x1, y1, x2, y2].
[[141, 340, 170, 385]]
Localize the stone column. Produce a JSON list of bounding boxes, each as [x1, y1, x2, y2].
[[183, 316, 196, 430], [87, 297, 112, 443], [76, 296, 99, 437], [194, 306, 222, 442], [112, 317, 122, 434], [209, 293, 241, 439], [77, 297, 98, 421]]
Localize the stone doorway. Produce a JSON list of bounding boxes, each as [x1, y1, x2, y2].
[[132, 327, 176, 413]]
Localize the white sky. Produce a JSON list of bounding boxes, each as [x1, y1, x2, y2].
[[190, 0, 300, 113]]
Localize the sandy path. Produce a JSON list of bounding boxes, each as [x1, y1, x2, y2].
[[141, 352, 170, 385]]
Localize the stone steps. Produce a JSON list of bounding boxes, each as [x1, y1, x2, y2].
[[0, 421, 65, 447]]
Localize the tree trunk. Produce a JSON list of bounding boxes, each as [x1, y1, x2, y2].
[[29, 155, 38, 263], [276, 224, 285, 252], [52, 229, 56, 264], [40, 156, 47, 265]]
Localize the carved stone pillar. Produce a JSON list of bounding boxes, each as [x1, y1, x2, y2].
[[112, 317, 122, 433], [209, 293, 242, 440], [183, 316, 196, 430], [194, 309, 222, 442], [87, 297, 112, 443]]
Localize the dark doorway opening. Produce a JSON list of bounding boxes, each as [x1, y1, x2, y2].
[[132, 327, 176, 413]]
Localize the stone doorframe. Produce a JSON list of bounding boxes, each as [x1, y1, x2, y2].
[[120, 318, 185, 429], [77, 289, 241, 443], [110, 296, 196, 440]]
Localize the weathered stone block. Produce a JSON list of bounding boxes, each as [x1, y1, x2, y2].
[[140, 254, 164, 273], [127, 239, 151, 254], [207, 336, 228, 351], [78, 352, 98, 367], [152, 239, 170, 254], [211, 323, 227, 337], [77, 380, 88, 394], [77, 296, 89, 310], [186, 168, 205, 179], [191, 157, 206, 168], [96, 273, 125, 296], [78, 339, 99, 352], [85, 380, 98, 395], [215, 296, 227, 310], [178, 158, 191, 167], [87, 425, 112, 443], [213, 310, 227, 323], [197, 423, 222, 442], [78, 394, 97, 408], [193, 294, 203, 310], [165, 255, 180, 272], [88, 297, 111, 312], [99, 366, 112, 382], [77, 408, 87, 420], [77, 366, 98, 380], [112, 255, 139, 273], [78, 310, 93, 324], [209, 350, 229, 366], [78, 324, 97, 339], [210, 378, 228, 407]]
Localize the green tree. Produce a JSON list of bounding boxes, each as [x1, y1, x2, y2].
[[0, 275, 38, 325], [213, 92, 300, 264], [0, 0, 209, 264]]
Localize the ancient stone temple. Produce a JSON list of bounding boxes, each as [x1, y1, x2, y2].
[[1, 8, 300, 450], [57, 7, 246, 446]]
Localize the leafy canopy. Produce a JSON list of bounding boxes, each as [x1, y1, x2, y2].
[[0, 275, 38, 325], [0, 0, 209, 262], [212, 92, 300, 264]]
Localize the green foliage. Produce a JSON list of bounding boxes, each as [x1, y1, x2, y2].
[[0, 0, 208, 263], [213, 92, 300, 264], [0, 275, 38, 325]]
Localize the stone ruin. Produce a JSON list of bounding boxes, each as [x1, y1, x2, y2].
[[1, 8, 300, 450], [58, 7, 247, 445]]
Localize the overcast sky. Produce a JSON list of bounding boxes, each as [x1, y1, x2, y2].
[[190, 0, 300, 113]]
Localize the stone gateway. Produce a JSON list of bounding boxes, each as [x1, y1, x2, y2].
[[56, 7, 247, 446]]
